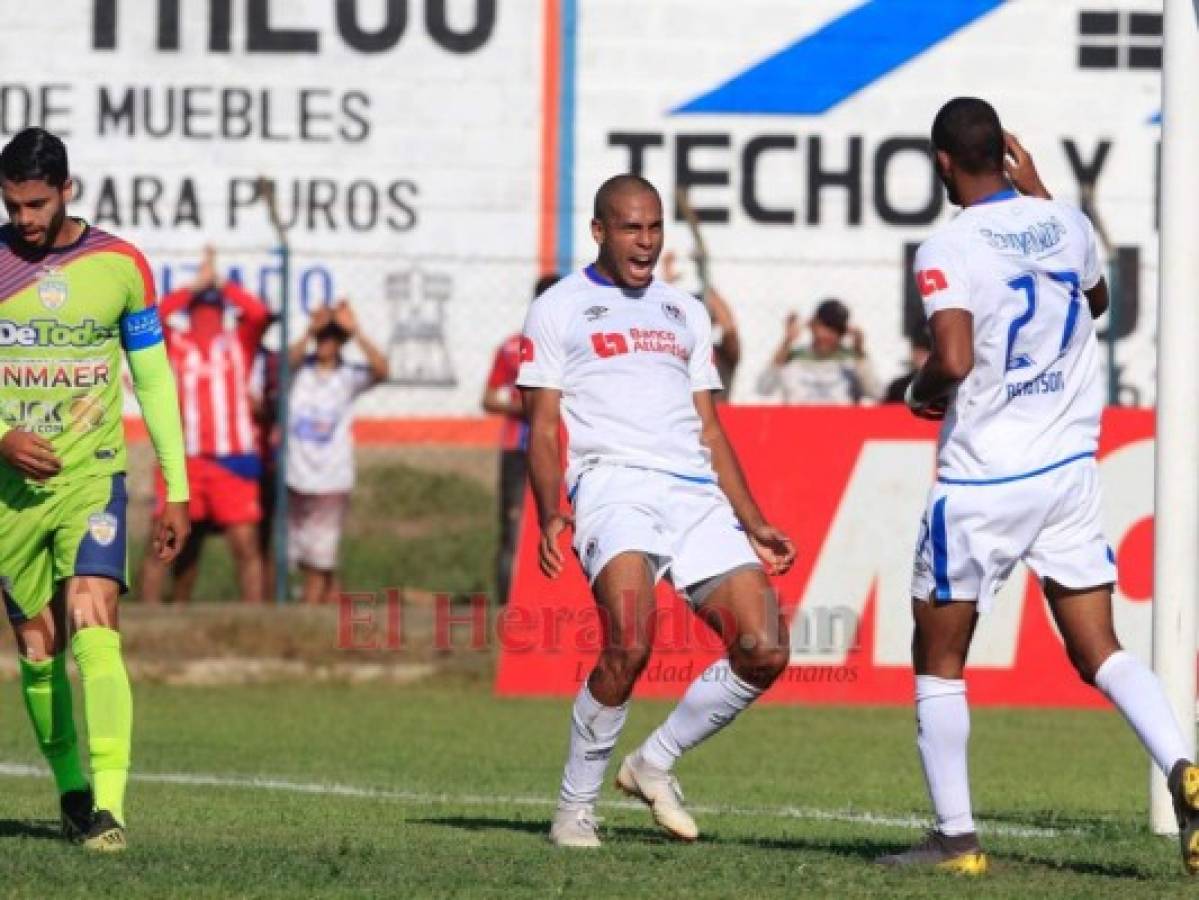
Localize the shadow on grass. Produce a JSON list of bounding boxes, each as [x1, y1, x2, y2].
[[415, 814, 1165, 879], [0, 819, 62, 841]]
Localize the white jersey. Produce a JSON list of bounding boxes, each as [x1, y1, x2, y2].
[[286, 358, 374, 494], [914, 192, 1105, 483], [516, 266, 722, 491]]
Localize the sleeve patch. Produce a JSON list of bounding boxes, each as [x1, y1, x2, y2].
[[519, 335, 535, 362], [120, 306, 165, 350], [917, 268, 949, 298]]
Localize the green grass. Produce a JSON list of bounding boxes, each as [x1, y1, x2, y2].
[[127, 458, 499, 603], [0, 682, 1194, 897]]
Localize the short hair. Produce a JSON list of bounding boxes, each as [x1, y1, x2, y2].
[[534, 273, 561, 297], [592, 174, 660, 221], [931, 98, 1004, 175], [0, 127, 69, 187]]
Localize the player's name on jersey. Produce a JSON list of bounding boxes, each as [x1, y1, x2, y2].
[[979, 218, 1065, 256], [0, 319, 118, 348], [0, 360, 111, 389]]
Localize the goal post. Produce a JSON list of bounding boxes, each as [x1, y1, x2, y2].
[[1150, 0, 1199, 835]]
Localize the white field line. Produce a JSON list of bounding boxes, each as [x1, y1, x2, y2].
[[0, 761, 1072, 839]]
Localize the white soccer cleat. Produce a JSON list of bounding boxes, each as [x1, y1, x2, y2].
[[549, 805, 602, 848], [614, 752, 699, 842]]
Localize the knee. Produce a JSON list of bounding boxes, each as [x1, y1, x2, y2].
[[598, 644, 652, 689], [731, 637, 790, 688]]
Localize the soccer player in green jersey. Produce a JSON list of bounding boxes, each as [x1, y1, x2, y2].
[[0, 128, 190, 852]]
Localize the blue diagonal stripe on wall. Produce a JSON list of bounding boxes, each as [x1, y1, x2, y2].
[[674, 0, 1006, 116]]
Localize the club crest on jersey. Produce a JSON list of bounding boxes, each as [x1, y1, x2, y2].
[[661, 302, 685, 324], [87, 512, 119, 547], [584, 537, 599, 570], [37, 268, 68, 311], [583, 305, 609, 322]]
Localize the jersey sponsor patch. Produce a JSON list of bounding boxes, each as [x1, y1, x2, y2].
[[119, 306, 164, 350], [916, 268, 948, 298]]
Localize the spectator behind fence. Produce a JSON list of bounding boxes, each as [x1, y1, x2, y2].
[[660, 250, 741, 402], [882, 331, 933, 405], [286, 299, 388, 605], [139, 246, 268, 604], [482, 273, 560, 604], [756, 299, 881, 405]]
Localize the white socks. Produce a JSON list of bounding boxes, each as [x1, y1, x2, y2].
[[1094, 650, 1191, 776], [639, 659, 763, 772], [558, 683, 628, 808], [915, 675, 975, 837]]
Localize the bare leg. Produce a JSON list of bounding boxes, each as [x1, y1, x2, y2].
[[225, 523, 264, 605]]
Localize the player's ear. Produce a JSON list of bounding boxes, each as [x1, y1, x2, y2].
[[590, 217, 604, 246], [61, 177, 76, 204], [933, 150, 953, 180]]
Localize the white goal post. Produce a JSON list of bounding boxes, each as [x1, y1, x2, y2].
[[1150, 0, 1199, 835]]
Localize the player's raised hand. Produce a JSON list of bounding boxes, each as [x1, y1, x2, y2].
[[0, 428, 62, 481], [538, 512, 574, 578], [747, 522, 796, 576], [1003, 132, 1051, 200], [153, 501, 191, 564]]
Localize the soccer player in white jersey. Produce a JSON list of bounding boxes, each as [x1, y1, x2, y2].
[[878, 98, 1199, 875], [519, 174, 796, 848]]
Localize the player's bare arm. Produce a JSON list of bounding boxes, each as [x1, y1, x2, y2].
[[694, 390, 795, 576], [522, 386, 571, 578], [0, 428, 63, 481], [906, 308, 974, 420]]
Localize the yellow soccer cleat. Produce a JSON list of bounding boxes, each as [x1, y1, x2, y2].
[[1169, 761, 1199, 875], [876, 829, 988, 875]]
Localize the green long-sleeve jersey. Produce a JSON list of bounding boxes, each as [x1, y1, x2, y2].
[[0, 220, 188, 500]]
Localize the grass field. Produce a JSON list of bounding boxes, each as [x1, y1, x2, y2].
[[0, 679, 1195, 898], [1, 447, 1190, 896]]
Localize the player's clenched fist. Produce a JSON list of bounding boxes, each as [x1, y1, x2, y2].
[[538, 512, 574, 578], [0, 428, 63, 481], [746, 522, 796, 576]]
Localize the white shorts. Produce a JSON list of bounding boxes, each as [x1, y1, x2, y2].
[[569, 465, 761, 605], [287, 490, 350, 572], [911, 455, 1117, 612]]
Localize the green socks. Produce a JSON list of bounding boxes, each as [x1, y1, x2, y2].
[[71, 627, 132, 825], [19, 653, 88, 795]]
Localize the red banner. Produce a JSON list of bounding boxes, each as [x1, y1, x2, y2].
[[495, 407, 1155, 707]]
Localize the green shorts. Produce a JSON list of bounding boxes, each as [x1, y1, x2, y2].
[[0, 473, 128, 624]]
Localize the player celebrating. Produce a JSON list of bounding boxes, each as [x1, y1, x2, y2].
[[879, 99, 1198, 874], [0, 128, 189, 851], [519, 174, 796, 848]]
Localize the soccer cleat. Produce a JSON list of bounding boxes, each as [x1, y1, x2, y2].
[[59, 787, 94, 843], [549, 805, 602, 848], [614, 752, 699, 842], [1169, 760, 1199, 875], [82, 810, 127, 853], [876, 829, 988, 875]]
